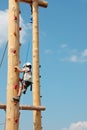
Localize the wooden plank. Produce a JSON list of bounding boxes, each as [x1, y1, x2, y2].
[[20, 0, 48, 8], [0, 104, 46, 111]]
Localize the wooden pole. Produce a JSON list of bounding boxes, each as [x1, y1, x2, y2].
[[32, 1, 42, 130], [0, 104, 46, 111], [5, 0, 20, 130]]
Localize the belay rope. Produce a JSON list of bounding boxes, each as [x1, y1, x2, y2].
[[0, 41, 8, 68], [25, 41, 31, 63], [0, 41, 7, 130], [25, 41, 32, 91]]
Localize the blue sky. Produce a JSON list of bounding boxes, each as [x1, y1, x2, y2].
[[0, 0, 87, 130]]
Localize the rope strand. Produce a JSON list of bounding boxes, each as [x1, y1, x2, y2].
[[25, 42, 31, 63], [0, 41, 8, 68]]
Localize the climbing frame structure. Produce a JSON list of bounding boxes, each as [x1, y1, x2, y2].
[[0, 0, 48, 130]]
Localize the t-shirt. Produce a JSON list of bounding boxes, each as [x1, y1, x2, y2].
[[22, 67, 32, 82]]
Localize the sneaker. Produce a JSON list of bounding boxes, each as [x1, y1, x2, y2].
[[13, 96, 20, 102], [22, 89, 27, 94]]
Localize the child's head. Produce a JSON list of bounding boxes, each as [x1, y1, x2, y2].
[[24, 62, 32, 69]]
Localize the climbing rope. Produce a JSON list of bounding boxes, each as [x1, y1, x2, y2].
[[0, 41, 8, 68], [25, 42, 31, 63], [26, 5, 32, 61]]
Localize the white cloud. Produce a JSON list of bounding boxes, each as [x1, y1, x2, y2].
[[69, 55, 78, 62], [60, 44, 67, 48], [0, 10, 8, 46], [0, 9, 31, 46], [45, 49, 53, 54], [82, 49, 87, 57], [60, 48, 87, 63], [61, 121, 87, 130], [20, 16, 31, 43], [46, 47, 87, 63]]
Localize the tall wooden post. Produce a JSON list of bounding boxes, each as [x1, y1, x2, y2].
[[32, 1, 42, 130], [6, 0, 20, 130]]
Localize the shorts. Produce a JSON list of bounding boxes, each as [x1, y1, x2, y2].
[[22, 80, 31, 88]]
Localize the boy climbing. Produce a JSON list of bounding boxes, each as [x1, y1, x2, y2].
[[13, 62, 32, 102]]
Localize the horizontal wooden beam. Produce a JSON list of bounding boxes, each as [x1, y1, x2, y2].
[[20, 0, 48, 8], [0, 104, 46, 111], [19, 105, 46, 110], [0, 104, 6, 109]]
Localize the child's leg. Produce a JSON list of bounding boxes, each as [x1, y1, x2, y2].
[[17, 87, 22, 97], [13, 80, 23, 102], [17, 80, 23, 97], [22, 81, 26, 89], [22, 81, 28, 94]]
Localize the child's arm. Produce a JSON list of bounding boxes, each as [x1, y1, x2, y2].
[[14, 66, 24, 73]]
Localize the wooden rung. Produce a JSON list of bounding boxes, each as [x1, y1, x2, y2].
[[0, 104, 6, 110], [19, 105, 46, 110], [20, 0, 48, 8], [0, 104, 46, 111]]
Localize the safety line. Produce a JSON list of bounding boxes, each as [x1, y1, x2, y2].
[[0, 42, 8, 68]]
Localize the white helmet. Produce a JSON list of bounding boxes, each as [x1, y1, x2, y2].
[[23, 62, 31, 68], [25, 62, 32, 67]]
